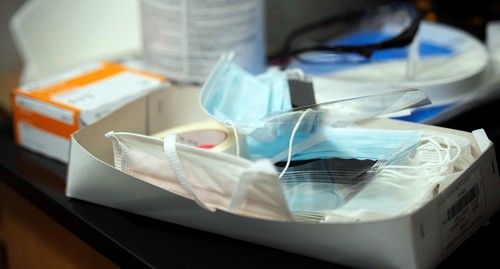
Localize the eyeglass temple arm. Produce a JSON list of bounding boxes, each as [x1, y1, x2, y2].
[[290, 10, 421, 59], [278, 9, 365, 58], [279, 3, 421, 59]]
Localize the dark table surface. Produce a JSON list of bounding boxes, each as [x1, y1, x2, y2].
[[2, 93, 500, 269]]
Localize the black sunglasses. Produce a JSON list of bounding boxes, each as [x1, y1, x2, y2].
[[273, 2, 421, 69]]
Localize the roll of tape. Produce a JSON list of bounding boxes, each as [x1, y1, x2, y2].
[[152, 120, 243, 155]]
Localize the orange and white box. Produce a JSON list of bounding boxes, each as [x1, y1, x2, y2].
[[11, 61, 168, 163]]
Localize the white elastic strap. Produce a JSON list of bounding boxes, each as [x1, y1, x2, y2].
[[286, 68, 305, 80], [224, 120, 240, 157], [278, 109, 313, 178], [270, 131, 325, 164], [163, 134, 215, 212], [228, 159, 281, 214], [227, 172, 253, 213], [380, 134, 465, 183], [105, 131, 132, 174]]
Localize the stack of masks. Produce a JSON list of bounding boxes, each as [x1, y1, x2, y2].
[[106, 53, 478, 222]]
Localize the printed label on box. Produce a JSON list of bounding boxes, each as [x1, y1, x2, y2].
[[18, 122, 70, 160], [51, 71, 162, 111], [439, 166, 486, 255], [16, 95, 75, 125], [11, 61, 167, 163]]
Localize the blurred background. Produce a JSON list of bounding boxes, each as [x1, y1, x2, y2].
[[0, 0, 25, 119], [1, 0, 500, 120]]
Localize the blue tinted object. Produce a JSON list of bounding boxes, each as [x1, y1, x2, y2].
[[392, 103, 454, 123], [289, 32, 454, 74]]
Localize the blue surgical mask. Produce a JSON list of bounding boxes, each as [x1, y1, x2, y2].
[[274, 127, 422, 221], [249, 125, 423, 164], [293, 127, 422, 162], [200, 54, 423, 166], [200, 53, 292, 135]]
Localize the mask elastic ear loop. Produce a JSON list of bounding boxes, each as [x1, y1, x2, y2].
[[105, 131, 132, 174], [279, 109, 313, 179], [286, 68, 305, 80], [224, 120, 240, 157], [376, 133, 464, 184], [163, 134, 216, 212]]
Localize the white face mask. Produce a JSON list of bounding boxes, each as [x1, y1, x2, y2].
[[105, 131, 293, 222], [104, 126, 477, 223]]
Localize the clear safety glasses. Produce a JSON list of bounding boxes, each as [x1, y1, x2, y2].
[[273, 2, 421, 69]]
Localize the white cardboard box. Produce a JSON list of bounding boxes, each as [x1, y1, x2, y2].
[[66, 87, 500, 269], [11, 61, 167, 163]]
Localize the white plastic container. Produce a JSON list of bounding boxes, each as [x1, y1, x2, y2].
[[140, 0, 266, 85]]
